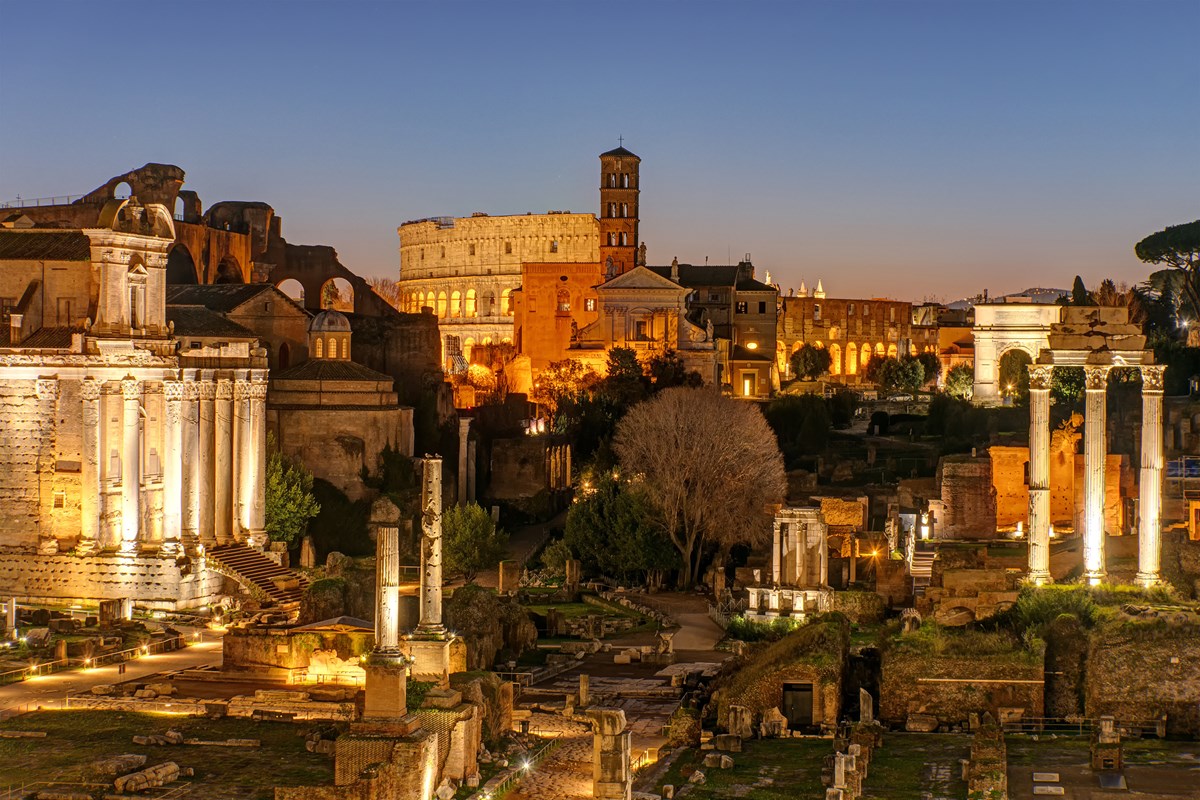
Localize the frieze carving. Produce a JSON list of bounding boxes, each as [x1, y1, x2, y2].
[[1027, 364, 1055, 391], [0, 351, 172, 368], [1141, 365, 1166, 392], [1084, 365, 1112, 391]]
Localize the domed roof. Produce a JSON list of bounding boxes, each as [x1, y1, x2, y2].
[[310, 308, 351, 333]]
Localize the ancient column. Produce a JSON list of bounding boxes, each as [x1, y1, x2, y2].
[[34, 378, 60, 555], [1083, 365, 1111, 583], [180, 372, 200, 551], [160, 378, 183, 556], [375, 525, 402, 653], [197, 373, 216, 547], [1027, 364, 1054, 585], [246, 370, 268, 548], [457, 418, 470, 505], [232, 372, 251, 541], [466, 439, 477, 502], [120, 377, 141, 553], [79, 378, 103, 555], [1137, 365, 1167, 588], [417, 456, 446, 635], [214, 376, 233, 544], [770, 517, 783, 584], [587, 708, 632, 800]]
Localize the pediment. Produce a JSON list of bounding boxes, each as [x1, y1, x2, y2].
[[599, 265, 686, 292]]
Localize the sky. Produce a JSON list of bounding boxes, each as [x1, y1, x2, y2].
[[1, 1, 1196, 302]]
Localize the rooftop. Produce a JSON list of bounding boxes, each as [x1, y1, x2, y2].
[[0, 229, 91, 261], [167, 305, 259, 338]]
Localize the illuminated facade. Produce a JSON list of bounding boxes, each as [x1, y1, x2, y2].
[[0, 200, 265, 608]]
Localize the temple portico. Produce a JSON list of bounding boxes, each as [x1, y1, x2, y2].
[[1024, 307, 1162, 587], [746, 506, 832, 621]]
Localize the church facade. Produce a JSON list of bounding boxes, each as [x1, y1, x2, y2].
[[0, 199, 264, 608]]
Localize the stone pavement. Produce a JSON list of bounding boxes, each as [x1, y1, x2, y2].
[[508, 713, 593, 800]]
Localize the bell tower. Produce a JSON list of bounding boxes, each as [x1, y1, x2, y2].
[[598, 143, 640, 276]]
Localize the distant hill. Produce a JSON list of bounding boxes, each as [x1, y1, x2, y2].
[[946, 287, 1068, 310]]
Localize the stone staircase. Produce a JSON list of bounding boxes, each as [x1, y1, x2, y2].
[[208, 544, 308, 606], [910, 550, 936, 598]]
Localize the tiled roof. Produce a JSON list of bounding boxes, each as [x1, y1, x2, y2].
[[0, 230, 91, 261], [647, 264, 740, 288], [600, 146, 639, 158], [736, 279, 776, 293], [0, 326, 76, 348], [167, 305, 258, 338], [166, 284, 284, 313], [271, 358, 394, 384]]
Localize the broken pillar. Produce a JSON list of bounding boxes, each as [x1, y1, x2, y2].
[[859, 688, 874, 725], [579, 673, 590, 707], [362, 522, 418, 732], [498, 560, 520, 595], [565, 558, 582, 594], [588, 707, 632, 800]]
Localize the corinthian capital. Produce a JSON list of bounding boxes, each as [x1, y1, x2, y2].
[[1027, 364, 1055, 391], [121, 377, 141, 400], [163, 379, 184, 402], [80, 379, 103, 402], [1084, 365, 1111, 391], [1141, 365, 1166, 392], [215, 379, 233, 401]]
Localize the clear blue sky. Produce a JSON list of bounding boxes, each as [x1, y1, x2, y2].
[[1, 1, 1196, 301]]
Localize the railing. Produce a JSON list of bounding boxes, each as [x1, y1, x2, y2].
[[1001, 715, 1168, 738], [0, 193, 98, 209], [0, 633, 194, 686], [467, 731, 563, 800]]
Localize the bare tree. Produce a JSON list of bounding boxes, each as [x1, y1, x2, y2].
[[613, 387, 786, 587], [367, 276, 404, 310]]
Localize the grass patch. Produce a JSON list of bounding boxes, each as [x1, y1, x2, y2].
[[0, 711, 334, 799], [861, 733, 970, 799], [655, 739, 829, 798]]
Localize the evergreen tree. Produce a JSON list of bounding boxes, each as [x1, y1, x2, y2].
[[265, 434, 320, 546]]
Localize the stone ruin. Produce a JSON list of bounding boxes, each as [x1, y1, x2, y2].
[[1091, 715, 1123, 771], [587, 707, 633, 800], [745, 506, 832, 621], [964, 713, 1007, 800]]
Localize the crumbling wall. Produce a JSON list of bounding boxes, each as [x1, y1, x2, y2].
[[936, 456, 996, 538]]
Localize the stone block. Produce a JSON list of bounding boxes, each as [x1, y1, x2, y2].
[[712, 734, 742, 752], [905, 714, 939, 732]]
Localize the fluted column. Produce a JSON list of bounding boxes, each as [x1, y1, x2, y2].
[[770, 518, 783, 585], [457, 418, 470, 506], [120, 377, 142, 553], [214, 376, 233, 544], [197, 373, 216, 547], [79, 379, 103, 555], [1083, 365, 1111, 583], [417, 456, 446, 636], [375, 524, 402, 652], [233, 372, 251, 542], [181, 371, 200, 551], [1137, 365, 1167, 587], [246, 371, 268, 548], [161, 378, 183, 556], [1027, 364, 1054, 585]]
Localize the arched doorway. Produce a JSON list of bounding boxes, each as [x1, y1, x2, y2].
[[998, 348, 1034, 402], [165, 244, 198, 284], [320, 278, 354, 311], [214, 257, 243, 284], [829, 343, 842, 375], [846, 343, 858, 375], [277, 278, 305, 305], [279, 342, 291, 370]]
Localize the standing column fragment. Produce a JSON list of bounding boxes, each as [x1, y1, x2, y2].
[[375, 525, 401, 652], [1083, 365, 1111, 583], [1027, 364, 1054, 584], [1137, 365, 1166, 587], [79, 379, 103, 554], [417, 456, 446, 635], [161, 378, 183, 556], [120, 377, 141, 553]]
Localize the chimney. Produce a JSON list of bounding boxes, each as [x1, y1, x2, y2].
[[8, 313, 22, 345]]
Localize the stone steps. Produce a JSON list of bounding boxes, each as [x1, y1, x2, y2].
[[208, 544, 308, 606]]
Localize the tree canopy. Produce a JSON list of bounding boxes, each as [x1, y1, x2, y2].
[[789, 344, 832, 380], [613, 387, 785, 587], [1135, 220, 1200, 321], [264, 435, 321, 546], [944, 363, 974, 400], [763, 393, 831, 463], [442, 502, 508, 583]]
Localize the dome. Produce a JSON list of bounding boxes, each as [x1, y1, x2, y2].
[[310, 309, 351, 333]]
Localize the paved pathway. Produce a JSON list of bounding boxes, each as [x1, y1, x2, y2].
[[0, 632, 222, 714], [507, 714, 593, 800]]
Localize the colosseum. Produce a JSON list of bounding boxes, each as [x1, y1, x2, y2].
[[397, 212, 600, 364]]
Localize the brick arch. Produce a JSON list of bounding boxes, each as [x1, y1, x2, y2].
[[266, 259, 376, 314]]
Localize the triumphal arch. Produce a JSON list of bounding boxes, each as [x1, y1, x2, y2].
[[1024, 307, 1163, 587]]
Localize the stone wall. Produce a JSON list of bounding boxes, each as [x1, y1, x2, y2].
[[222, 625, 373, 672], [0, 379, 52, 546], [1085, 618, 1200, 736], [0, 553, 223, 610], [990, 445, 1131, 533], [936, 455, 996, 538]]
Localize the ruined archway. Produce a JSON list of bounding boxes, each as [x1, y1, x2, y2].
[[320, 277, 354, 311], [165, 244, 198, 284], [112, 181, 132, 200], [277, 278, 305, 305], [214, 256, 244, 284]]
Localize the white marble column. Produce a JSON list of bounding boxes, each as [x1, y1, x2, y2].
[[79, 379, 103, 555], [246, 371, 268, 548], [120, 377, 141, 553], [417, 456, 446, 636], [161, 378, 183, 556], [181, 372, 200, 551], [35, 379, 59, 555], [770, 518, 783, 585], [233, 372, 251, 542], [214, 377, 234, 544], [375, 524, 402, 652], [1027, 364, 1054, 585], [817, 522, 829, 586], [1083, 365, 1111, 583], [197, 373, 216, 547], [1137, 365, 1167, 587]]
